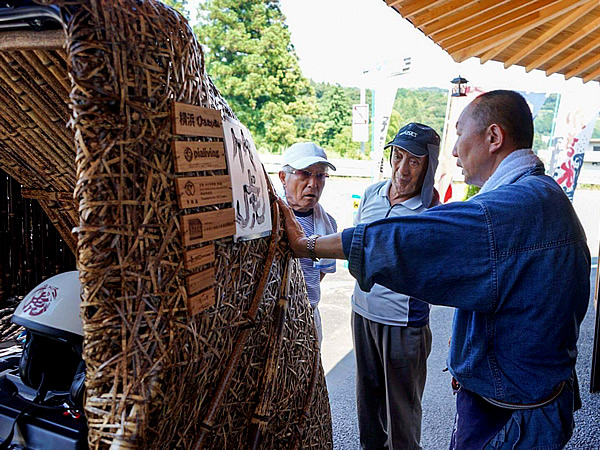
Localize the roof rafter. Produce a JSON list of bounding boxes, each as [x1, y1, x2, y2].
[[582, 63, 600, 82], [546, 34, 600, 75], [434, 0, 547, 45], [478, 33, 525, 64], [525, 15, 600, 71], [503, 1, 598, 69], [418, 0, 513, 35], [447, 0, 590, 62], [395, 0, 447, 18], [564, 53, 600, 79]]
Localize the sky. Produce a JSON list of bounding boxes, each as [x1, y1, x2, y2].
[[188, 0, 600, 96]]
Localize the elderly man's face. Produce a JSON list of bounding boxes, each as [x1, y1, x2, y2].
[[278, 163, 328, 212], [390, 147, 428, 201], [452, 104, 489, 187]]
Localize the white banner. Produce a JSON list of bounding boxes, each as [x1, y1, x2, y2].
[[370, 83, 397, 181]]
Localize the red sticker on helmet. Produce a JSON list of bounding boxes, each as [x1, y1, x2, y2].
[[22, 284, 58, 316]]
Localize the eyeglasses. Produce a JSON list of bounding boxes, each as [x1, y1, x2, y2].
[[288, 169, 329, 181]]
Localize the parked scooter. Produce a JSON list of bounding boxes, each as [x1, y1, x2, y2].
[[0, 272, 87, 449]]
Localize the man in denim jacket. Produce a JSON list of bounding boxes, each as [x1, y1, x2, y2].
[[279, 90, 590, 449]]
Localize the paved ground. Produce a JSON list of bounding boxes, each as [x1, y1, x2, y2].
[[301, 177, 600, 449]]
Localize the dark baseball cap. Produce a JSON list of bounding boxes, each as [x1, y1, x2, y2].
[[384, 122, 440, 157]]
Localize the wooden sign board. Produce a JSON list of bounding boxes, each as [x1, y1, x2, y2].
[[172, 141, 227, 173], [188, 288, 215, 316], [184, 244, 215, 271], [175, 175, 232, 209], [186, 266, 215, 296], [181, 208, 235, 246], [172, 102, 223, 138]]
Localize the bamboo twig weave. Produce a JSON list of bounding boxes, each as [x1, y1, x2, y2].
[[0, 0, 334, 448]]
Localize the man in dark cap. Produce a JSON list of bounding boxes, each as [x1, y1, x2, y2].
[[352, 123, 440, 450]]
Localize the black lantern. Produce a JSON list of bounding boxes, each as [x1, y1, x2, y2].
[[451, 75, 468, 97]]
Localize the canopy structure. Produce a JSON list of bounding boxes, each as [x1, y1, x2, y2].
[[387, 0, 600, 83]]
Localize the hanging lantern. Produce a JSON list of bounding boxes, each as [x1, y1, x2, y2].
[[451, 75, 468, 97]]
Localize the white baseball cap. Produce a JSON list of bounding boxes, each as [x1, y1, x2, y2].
[[282, 142, 336, 171]]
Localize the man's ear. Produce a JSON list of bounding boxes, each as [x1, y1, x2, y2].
[[487, 124, 505, 154], [278, 171, 287, 186]]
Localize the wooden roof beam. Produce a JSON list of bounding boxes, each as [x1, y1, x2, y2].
[[448, 0, 590, 62], [478, 34, 526, 64], [546, 34, 600, 75], [395, 0, 448, 19], [503, 1, 599, 69], [0, 29, 65, 51], [418, 0, 513, 35], [434, 0, 547, 45], [525, 14, 600, 71], [582, 63, 600, 82], [564, 54, 600, 79]]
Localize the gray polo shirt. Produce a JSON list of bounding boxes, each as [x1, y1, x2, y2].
[[351, 180, 431, 327]]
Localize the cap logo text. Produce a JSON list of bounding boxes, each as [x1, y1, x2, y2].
[[400, 130, 418, 137]]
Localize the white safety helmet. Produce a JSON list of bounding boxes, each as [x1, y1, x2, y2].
[[11, 271, 84, 400], [12, 271, 83, 340]]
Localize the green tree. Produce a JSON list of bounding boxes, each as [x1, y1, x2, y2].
[[161, 0, 189, 18], [195, 0, 312, 151]]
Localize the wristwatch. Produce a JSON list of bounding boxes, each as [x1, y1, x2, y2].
[[307, 234, 321, 262]]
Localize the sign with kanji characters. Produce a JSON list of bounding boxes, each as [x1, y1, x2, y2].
[[222, 117, 272, 242], [172, 102, 223, 138], [180, 208, 235, 246], [183, 244, 215, 271], [175, 175, 232, 209], [172, 141, 227, 173], [188, 288, 215, 316]]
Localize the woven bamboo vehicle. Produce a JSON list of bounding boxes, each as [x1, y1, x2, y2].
[[0, 0, 333, 448]]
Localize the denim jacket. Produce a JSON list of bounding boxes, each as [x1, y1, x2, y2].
[[342, 165, 590, 404]]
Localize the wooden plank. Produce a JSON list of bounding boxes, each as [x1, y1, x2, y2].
[[442, 0, 559, 48], [397, 0, 446, 18], [525, 15, 600, 71], [0, 30, 65, 51], [582, 64, 600, 82], [21, 189, 74, 202], [186, 266, 215, 296], [449, 0, 589, 63], [419, 0, 512, 34], [172, 141, 227, 173], [478, 33, 524, 64], [180, 208, 235, 246], [184, 244, 215, 271], [175, 175, 232, 209], [171, 102, 223, 138], [546, 34, 600, 76], [188, 288, 216, 316], [504, 1, 599, 69], [564, 54, 600, 79], [592, 246, 600, 392]]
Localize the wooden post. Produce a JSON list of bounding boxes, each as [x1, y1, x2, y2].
[[591, 243, 600, 392]]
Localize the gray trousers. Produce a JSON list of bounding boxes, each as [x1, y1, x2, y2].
[[352, 312, 432, 450]]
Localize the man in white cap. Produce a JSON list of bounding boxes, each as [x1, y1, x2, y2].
[[278, 142, 337, 345]]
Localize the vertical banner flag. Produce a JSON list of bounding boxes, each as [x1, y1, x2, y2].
[[551, 93, 600, 201], [371, 82, 397, 181], [352, 104, 369, 142]]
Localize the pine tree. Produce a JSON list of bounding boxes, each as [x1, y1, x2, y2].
[[194, 0, 312, 150]]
